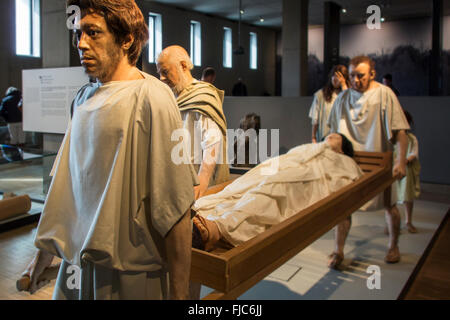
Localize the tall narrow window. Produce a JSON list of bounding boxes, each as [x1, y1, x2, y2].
[[223, 27, 232, 68], [249, 32, 258, 70], [190, 21, 201, 66], [16, 0, 40, 57], [148, 13, 162, 63]]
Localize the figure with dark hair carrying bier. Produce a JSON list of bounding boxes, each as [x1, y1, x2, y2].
[[327, 56, 410, 267], [309, 65, 350, 143], [20, 0, 197, 300]]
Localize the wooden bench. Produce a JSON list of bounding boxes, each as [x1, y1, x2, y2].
[[190, 151, 395, 300]]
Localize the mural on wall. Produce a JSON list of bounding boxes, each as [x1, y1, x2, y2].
[[308, 46, 450, 96], [307, 17, 450, 96]]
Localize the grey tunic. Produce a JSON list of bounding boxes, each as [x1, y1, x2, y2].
[[34, 73, 198, 299]]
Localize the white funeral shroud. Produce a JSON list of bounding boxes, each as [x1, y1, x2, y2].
[[328, 84, 410, 210], [193, 142, 363, 246]]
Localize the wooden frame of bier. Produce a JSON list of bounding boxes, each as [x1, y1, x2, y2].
[[190, 151, 395, 300]]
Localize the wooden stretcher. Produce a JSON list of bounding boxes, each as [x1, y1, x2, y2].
[[190, 151, 396, 300]]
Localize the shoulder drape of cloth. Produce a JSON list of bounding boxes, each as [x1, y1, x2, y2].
[[34, 73, 198, 273], [177, 81, 230, 184], [194, 142, 363, 246]]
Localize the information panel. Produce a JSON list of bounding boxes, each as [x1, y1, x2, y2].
[[22, 67, 88, 134]]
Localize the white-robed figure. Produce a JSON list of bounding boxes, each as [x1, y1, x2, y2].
[[191, 134, 363, 251], [327, 55, 410, 267], [20, 0, 197, 300], [308, 65, 349, 143]]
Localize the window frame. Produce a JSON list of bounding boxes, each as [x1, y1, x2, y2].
[[223, 27, 232, 68], [148, 12, 162, 64], [249, 32, 258, 70], [190, 20, 202, 67], [15, 0, 41, 57]]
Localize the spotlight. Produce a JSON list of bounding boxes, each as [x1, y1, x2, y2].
[[259, 17, 264, 22], [240, 10, 244, 15], [341, 8, 347, 13], [381, 17, 385, 22]]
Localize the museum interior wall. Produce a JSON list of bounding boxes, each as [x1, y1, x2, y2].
[[0, 0, 449, 186]]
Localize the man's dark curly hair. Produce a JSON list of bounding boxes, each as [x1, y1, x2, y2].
[[67, 0, 148, 66], [339, 133, 354, 158]]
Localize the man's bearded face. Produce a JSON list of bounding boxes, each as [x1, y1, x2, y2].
[[75, 12, 123, 83], [349, 63, 374, 93], [157, 58, 190, 96]]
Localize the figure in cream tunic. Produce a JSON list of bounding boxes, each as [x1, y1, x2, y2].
[[34, 73, 198, 299], [328, 84, 409, 210]]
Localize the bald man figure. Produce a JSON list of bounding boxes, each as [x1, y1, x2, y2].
[[157, 46, 230, 200], [328, 56, 410, 267]]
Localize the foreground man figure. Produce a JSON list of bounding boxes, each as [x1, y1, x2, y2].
[[22, 0, 197, 300], [157, 46, 230, 200], [328, 56, 409, 267]]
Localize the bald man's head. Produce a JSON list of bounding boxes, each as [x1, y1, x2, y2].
[[157, 45, 194, 96]]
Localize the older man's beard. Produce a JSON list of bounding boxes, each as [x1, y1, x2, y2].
[[172, 67, 192, 97]]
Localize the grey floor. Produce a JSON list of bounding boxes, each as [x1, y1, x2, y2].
[[1, 159, 449, 300], [201, 199, 449, 299]]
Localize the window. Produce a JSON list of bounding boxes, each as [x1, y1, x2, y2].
[[190, 21, 201, 66], [148, 13, 162, 63], [249, 32, 258, 70], [16, 0, 40, 57], [223, 27, 232, 68]]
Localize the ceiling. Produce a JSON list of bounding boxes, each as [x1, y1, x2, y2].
[[148, 0, 450, 29]]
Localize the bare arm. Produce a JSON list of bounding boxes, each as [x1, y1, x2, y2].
[[165, 209, 192, 300], [393, 129, 408, 179], [21, 249, 54, 293], [335, 71, 348, 91], [194, 144, 218, 199], [311, 124, 318, 143]]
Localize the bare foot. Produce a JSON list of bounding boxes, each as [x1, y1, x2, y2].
[[406, 223, 418, 233], [328, 252, 344, 270], [384, 246, 400, 264], [192, 215, 220, 251]]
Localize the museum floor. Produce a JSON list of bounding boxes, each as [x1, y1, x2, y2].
[[0, 160, 449, 300]]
